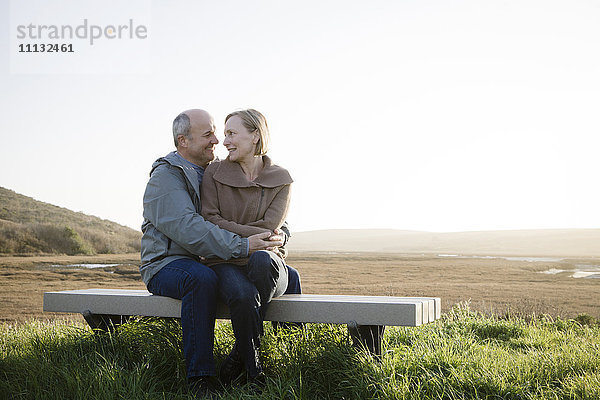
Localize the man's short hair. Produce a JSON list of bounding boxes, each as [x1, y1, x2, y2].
[[173, 112, 191, 147], [225, 109, 270, 156]]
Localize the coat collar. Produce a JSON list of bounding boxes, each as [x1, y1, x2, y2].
[[212, 155, 293, 188]]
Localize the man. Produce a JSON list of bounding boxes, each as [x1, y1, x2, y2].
[[140, 109, 301, 396]]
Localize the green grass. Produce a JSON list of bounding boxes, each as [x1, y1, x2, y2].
[[1, 306, 599, 399]]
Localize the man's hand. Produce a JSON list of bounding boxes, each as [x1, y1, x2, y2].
[[248, 231, 283, 254]]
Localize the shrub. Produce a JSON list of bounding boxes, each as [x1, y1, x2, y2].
[[0, 220, 47, 253], [575, 313, 597, 327], [78, 227, 141, 254], [31, 224, 95, 255]]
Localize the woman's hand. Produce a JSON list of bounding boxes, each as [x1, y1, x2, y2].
[[272, 228, 283, 239], [248, 231, 283, 254]]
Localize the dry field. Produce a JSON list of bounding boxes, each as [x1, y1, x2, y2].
[[287, 252, 600, 319], [0, 252, 598, 323]]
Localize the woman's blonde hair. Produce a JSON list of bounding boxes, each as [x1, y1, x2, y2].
[[225, 109, 270, 156]]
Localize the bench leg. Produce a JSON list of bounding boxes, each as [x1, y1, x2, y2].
[[347, 324, 385, 356], [82, 310, 131, 332]]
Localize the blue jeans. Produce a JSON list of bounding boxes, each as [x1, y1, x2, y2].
[[147, 258, 218, 378], [285, 264, 301, 295], [212, 250, 289, 377], [146, 256, 301, 379]]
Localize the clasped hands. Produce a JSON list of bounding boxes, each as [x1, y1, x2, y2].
[[248, 228, 285, 254]]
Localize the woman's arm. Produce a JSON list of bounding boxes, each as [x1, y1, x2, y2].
[[201, 164, 271, 237]]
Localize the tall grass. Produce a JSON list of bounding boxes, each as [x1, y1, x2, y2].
[[0, 186, 141, 255], [0, 221, 140, 255], [1, 306, 599, 399]]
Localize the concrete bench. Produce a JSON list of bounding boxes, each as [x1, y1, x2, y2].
[[44, 289, 441, 355]]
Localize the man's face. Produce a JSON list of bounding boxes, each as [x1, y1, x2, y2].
[[180, 112, 218, 167]]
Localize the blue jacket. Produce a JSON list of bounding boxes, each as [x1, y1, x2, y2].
[[139, 151, 249, 285]]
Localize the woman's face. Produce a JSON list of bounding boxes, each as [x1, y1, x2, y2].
[[223, 115, 258, 163]]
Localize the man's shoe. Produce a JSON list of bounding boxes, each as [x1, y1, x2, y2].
[[188, 376, 219, 399], [219, 347, 245, 386]]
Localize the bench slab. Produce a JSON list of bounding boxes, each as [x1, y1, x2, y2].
[[44, 289, 441, 327]]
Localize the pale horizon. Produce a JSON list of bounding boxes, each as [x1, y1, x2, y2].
[[4, 182, 600, 235], [1, 0, 599, 233]]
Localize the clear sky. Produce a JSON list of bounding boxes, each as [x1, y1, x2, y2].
[[1, 0, 599, 233]]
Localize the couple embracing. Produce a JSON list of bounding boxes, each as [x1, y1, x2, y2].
[[140, 108, 300, 396]]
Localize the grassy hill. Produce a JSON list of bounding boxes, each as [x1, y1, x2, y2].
[[0, 187, 140, 255]]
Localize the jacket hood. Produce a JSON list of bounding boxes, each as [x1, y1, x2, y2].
[[150, 151, 202, 199], [150, 151, 185, 175]]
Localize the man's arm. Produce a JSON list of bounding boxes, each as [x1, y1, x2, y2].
[[144, 165, 248, 260]]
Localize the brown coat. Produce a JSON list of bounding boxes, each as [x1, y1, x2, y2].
[[200, 155, 293, 266]]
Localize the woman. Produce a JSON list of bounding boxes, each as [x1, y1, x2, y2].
[[200, 109, 293, 385]]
